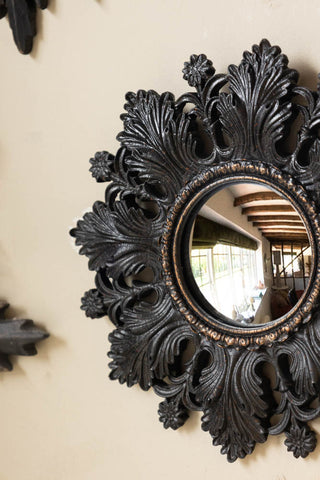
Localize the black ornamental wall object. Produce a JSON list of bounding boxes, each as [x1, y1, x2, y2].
[[71, 40, 320, 462], [0, 0, 48, 54], [0, 301, 48, 370]]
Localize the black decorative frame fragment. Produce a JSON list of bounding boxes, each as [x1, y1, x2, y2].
[[0, 0, 48, 54], [71, 40, 320, 462], [0, 301, 48, 370]]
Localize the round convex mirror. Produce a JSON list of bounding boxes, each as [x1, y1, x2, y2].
[[189, 183, 312, 325]]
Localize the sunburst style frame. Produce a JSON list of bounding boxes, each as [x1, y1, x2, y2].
[[71, 40, 320, 462]]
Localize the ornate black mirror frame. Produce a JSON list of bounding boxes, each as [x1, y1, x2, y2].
[[71, 40, 320, 462], [0, 0, 48, 54]]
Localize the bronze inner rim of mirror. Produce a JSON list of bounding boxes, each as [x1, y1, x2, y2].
[[162, 162, 320, 347]]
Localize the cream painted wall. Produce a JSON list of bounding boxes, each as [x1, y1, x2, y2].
[[1, 1, 320, 479]]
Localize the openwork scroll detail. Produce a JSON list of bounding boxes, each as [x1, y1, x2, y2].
[[71, 40, 320, 462]]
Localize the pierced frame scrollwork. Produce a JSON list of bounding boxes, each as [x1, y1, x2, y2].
[[71, 40, 320, 462]]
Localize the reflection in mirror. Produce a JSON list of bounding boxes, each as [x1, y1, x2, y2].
[[190, 183, 311, 324]]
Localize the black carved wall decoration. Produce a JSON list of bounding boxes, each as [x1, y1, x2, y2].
[[0, 301, 48, 370], [71, 40, 320, 462], [0, 0, 48, 54]]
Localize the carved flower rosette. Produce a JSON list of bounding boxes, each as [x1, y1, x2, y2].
[[71, 40, 320, 462]]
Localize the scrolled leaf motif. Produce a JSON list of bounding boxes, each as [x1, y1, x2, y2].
[[108, 292, 197, 390], [177, 60, 227, 143], [117, 90, 202, 205], [95, 270, 165, 327], [198, 342, 269, 462], [71, 201, 163, 277], [288, 86, 320, 204], [153, 335, 206, 413], [88, 147, 156, 206], [274, 313, 320, 398], [101, 147, 151, 207], [217, 39, 298, 161], [267, 316, 320, 440], [154, 369, 200, 413]]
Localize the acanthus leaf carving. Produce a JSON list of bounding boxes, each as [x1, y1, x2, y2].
[[198, 343, 269, 462], [218, 39, 298, 162], [95, 269, 164, 327], [287, 86, 320, 204], [117, 90, 202, 204], [71, 200, 162, 277], [108, 292, 196, 390]]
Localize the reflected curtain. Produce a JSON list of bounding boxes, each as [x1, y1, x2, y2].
[[192, 216, 258, 250]]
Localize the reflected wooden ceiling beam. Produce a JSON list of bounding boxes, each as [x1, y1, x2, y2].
[[259, 226, 306, 231], [263, 232, 308, 239], [260, 230, 307, 235], [265, 239, 309, 244], [253, 221, 304, 227], [261, 233, 307, 237], [242, 205, 295, 215], [234, 192, 282, 206], [248, 215, 302, 222]]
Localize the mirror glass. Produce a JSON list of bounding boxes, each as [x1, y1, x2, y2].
[[190, 183, 312, 324]]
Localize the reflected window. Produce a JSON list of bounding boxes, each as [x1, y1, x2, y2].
[[190, 249, 210, 287], [191, 244, 259, 322]]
